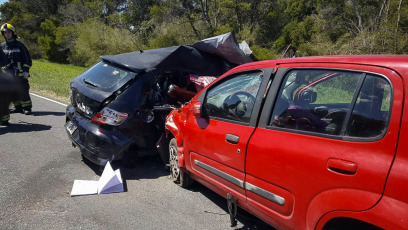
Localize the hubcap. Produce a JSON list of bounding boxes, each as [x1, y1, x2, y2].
[[169, 142, 180, 180]]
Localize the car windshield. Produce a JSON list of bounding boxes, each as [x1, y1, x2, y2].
[[78, 61, 137, 92]]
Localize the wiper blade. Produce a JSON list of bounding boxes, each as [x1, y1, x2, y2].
[[83, 79, 99, 87]]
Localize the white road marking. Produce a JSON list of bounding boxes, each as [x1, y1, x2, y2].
[[30, 92, 68, 107]]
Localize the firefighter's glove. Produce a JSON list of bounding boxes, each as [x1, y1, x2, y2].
[[23, 72, 29, 79]]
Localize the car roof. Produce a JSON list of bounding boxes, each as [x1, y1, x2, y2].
[[100, 45, 229, 76], [230, 55, 408, 77], [100, 32, 255, 76]]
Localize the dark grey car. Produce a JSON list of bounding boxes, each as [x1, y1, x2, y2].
[[65, 33, 255, 166]]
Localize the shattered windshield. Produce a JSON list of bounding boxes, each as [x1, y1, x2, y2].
[[78, 61, 137, 92]]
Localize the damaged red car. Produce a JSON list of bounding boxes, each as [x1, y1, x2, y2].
[[165, 56, 408, 229]]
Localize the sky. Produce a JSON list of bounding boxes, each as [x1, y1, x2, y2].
[[0, 0, 7, 5]]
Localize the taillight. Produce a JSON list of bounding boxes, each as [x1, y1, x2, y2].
[[91, 108, 128, 126]]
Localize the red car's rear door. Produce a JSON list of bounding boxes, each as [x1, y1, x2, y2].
[[244, 64, 403, 229]]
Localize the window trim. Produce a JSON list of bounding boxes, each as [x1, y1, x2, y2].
[[200, 68, 274, 127], [259, 67, 393, 142]]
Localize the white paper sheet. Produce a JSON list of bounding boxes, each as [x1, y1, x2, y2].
[[70, 162, 124, 197], [98, 162, 124, 194], [70, 180, 99, 196]]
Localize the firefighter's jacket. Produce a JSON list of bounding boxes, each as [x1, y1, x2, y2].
[[1, 40, 32, 76]]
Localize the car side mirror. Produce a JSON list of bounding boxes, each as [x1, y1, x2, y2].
[[191, 101, 202, 117]]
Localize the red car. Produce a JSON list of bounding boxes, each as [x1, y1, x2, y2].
[[165, 56, 408, 229]]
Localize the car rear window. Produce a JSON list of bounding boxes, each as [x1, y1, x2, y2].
[[270, 69, 391, 139], [78, 61, 137, 92]]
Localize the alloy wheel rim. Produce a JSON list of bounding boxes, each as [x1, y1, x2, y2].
[[169, 143, 180, 180]]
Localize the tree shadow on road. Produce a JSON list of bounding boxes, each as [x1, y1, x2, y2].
[[0, 121, 51, 135]]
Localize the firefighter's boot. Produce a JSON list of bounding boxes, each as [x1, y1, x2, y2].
[[11, 105, 23, 113]]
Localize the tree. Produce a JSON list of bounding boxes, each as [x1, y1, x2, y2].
[[272, 0, 317, 56], [1, 0, 408, 65], [67, 18, 142, 66], [38, 17, 69, 63]]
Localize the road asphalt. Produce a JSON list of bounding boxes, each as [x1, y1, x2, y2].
[[0, 93, 272, 230]]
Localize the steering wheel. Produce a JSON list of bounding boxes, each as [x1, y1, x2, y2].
[[224, 91, 256, 120]]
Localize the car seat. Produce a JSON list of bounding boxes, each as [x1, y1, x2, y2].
[[348, 91, 386, 137]]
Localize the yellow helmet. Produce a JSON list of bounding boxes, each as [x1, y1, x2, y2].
[[1, 23, 15, 33]]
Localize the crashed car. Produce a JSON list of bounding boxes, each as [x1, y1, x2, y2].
[[65, 32, 255, 166], [165, 56, 408, 229]]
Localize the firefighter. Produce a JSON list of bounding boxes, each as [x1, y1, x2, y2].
[[1, 23, 32, 115]]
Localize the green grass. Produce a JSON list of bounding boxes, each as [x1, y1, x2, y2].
[[30, 60, 87, 104]]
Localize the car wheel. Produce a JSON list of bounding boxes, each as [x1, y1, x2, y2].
[[169, 138, 193, 188]]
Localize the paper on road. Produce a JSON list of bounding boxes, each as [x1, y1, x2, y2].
[[70, 180, 99, 196], [98, 161, 123, 194], [70, 161, 124, 196]]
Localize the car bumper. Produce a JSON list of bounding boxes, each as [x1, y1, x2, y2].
[[65, 105, 132, 166]]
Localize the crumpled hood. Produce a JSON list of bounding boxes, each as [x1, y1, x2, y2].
[[101, 45, 229, 76], [100, 32, 255, 76]]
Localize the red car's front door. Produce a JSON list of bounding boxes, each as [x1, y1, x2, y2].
[[183, 70, 268, 203]]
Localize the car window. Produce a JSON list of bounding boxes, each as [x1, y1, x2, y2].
[[270, 69, 391, 138], [204, 71, 263, 123], [347, 75, 391, 137], [78, 61, 136, 92]]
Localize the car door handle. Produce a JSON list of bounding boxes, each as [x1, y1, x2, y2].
[[327, 158, 357, 175], [226, 134, 239, 144]]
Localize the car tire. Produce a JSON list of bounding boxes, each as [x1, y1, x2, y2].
[[169, 138, 193, 188]]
